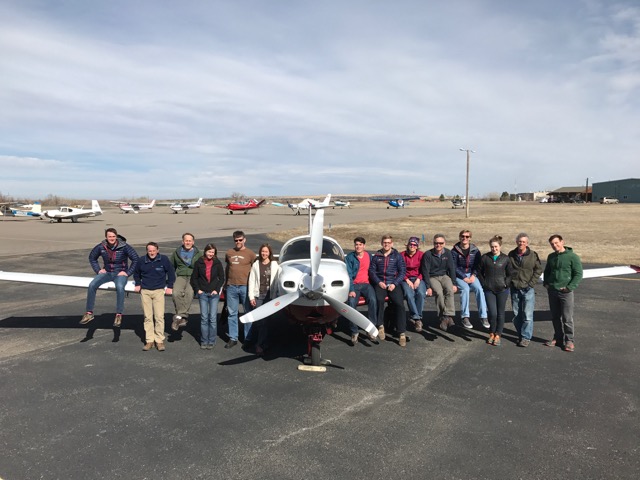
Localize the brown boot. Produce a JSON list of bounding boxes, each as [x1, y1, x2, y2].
[[142, 342, 154, 351], [156, 342, 165, 351]]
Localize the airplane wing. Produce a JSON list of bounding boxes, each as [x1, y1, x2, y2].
[[538, 265, 639, 282], [0, 271, 138, 293]]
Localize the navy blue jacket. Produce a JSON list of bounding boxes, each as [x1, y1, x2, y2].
[[134, 254, 176, 290], [451, 243, 482, 278], [369, 248, 406, 287], [89, 235, 139, 276], [420, 248, 457, 289]]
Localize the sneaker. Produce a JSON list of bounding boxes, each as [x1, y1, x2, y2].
[[377, 326, 386, 341], [177, 317, 188, 328], [414, 320, 423, 333], [487, 333, 495, 344], [519, 339, 530, 348], [200, 344, 208, 350], [224, 340, 238, 349], [564, 341, 575, 352], [544, 338, 557, 347], [492, 335, 501, 346], [206, 344, 214, 350], [156, 342, 165, 351], [142, 342, 154, 351], [399, 334, 407, 347], [113, 314, 122, 328], [351, 333, 359, 346], [80, 312, 94, 325], [481, 318, 490, 329], [171, 315, 182, 331], [461, 317, 473, 329]]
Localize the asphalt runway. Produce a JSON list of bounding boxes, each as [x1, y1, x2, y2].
[[1, 206, 638, 480]]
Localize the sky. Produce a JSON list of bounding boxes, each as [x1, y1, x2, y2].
[[1, 0, 639, 200]]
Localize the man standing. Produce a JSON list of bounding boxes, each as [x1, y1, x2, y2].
[[369, 235, 408, 347], [451, 230, 488, 330], [420, 234, 458, 331], [543, 234, 583, 352], [508, 233, 543, 347], [224, 230, 256, 349], [400, 236, 426, 332], [80, 228, 139, 328], [169, 233, 202, 331], [134, 242, 176, 351], [345, 236, 377, 345]]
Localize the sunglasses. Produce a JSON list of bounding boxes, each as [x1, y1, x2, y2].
[[234, 238, 245, 242], [460, 235, 471, 238], [434, 242, 445, 245]]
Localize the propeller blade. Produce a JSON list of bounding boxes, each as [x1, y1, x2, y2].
[[240, 291, 301, 323], [321, 294, 378, 337], [310, 209, 324, 279]]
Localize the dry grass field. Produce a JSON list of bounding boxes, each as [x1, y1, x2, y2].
[[269, 202, 640, 265]]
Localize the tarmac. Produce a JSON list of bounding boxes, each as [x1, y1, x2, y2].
[[0, 205, 638, 479]]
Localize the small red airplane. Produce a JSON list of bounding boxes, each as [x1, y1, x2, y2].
[[216, 198, 265, 214]]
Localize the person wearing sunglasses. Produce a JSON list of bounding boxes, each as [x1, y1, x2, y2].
[[169, 232, 203, 332], [451, 230, 488, 330], [420, 234, 458, 331]]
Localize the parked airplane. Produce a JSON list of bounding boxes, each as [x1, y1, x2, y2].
[[110, 199, 155, 214], [168, 198, 203, 214], [333, 200, 351, 209], [371, 195, 420, 209], [239, 209, 378, 370], [216, 199, 265, 214], [451, 198, 466, 209], [388, 199, 406, 209], [0, 202, 43, 218], [43, 200, 103, 223], [288, 194, 332, 215]]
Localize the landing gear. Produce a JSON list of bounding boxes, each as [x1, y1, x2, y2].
[[298, 327, 331, 372]]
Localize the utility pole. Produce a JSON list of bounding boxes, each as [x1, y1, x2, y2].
[[459, 148, 475, 218]]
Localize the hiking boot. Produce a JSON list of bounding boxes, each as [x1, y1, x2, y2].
[[224, 340, 238, 349], [519, 339, 530, 348], [414, 320, 423, 333], [156, 342, 165, 351], [461, 317, 473, 329], [351, 333, 359, 346], [564, 341, 575, 352], [439, 317, 449, 331], [171, 315, 182, 331], [80, 312, 94, 325], [481, 318, 490, 329], [377, 326, 386, 341], [399, 334, 407, 347], [143, 342, 154, 351], [113, 314, 122, 328]]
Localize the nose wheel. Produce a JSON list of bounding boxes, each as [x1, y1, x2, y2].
[[298, 330, 331, 372]]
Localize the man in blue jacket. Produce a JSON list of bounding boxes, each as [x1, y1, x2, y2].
[[369, 235, 408, 347], [345, 236, 377, 345], [80, 228, 139, 328], [134, 242, 176, 351]]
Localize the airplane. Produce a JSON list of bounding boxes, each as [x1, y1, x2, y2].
[[0, 202, 43, 218], [42, 200, 103, 223], [387, 199, 406, 209], [270, 202, 287, 207], [239, 209, 379, 370], [215, 198, 265, 215], [288, 194, 332, 216], [110, 199, 155, 214], [371, 195, 420, 209], [451, 198, 466, 209], [168, 198, 203, 214], [333, 200, 351, 209]]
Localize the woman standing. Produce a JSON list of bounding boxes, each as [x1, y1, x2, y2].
[[478, 236, 511, 346], [190, 243, 225, 349], [248, 244, 281, 355]]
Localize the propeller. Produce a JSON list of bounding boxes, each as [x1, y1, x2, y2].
[[240, 291, 300, 323], [321, 294, 378, 337]]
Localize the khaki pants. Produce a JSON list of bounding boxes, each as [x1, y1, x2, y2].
[[141, 289, 166, 343], [172, 276, 194, 318], [430, 275, 456, 317]]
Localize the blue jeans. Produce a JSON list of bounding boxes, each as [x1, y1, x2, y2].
[[400, 279, 427, 320], [199, 292, 220, 345], [226, 284, 250, 342], [346, 283, 378, 334], [511, 287, 535, 340], [455, 274, 487, 319], [86, 272, 128, 313]]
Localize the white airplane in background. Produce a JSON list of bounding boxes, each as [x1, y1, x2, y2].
[[333, 200, 351, 209], [43, 200, 103, 223], [0, 202, 43, 218], [168, 198, 203, 214], [110, 199, 155, 214], [288, 194, 332, 215]]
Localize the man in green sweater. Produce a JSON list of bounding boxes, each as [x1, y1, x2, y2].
[[543, 234, 583, 352], [169, 233, 203, 331]]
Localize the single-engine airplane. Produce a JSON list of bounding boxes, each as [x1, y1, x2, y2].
[[239, 209, 378, 370], [43, 200, 102, 223], [333, 200, 351, 209], [168, 198, 203, 214], [216, 198, 265, 214], [371, 195, 420, 209], [288, 194, 332, 216], [451, 198, 465, 209], [110, 199, 155, 214], [0, 202, 43, 218]]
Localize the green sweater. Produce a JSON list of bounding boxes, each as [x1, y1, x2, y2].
[[170, 246, 203, 277], [543, 247, 583, 292]]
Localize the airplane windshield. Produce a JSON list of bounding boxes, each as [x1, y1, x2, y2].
[[280, 238, 344, 263]]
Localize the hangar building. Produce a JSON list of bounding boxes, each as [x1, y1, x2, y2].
[[592, 178, 640, 203]]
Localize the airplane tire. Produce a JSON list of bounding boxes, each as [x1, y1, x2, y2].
[[387, 206, 390, 209], [311, 342, 321, 366], [57, 219, 62, 223], [243, 211, 247, 214], [229, 211, 233, 215]]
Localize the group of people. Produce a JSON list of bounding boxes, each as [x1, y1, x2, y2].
[[79, 226, 583, 354], [343, 230, 582, 351], [80, 228, 279, 355]]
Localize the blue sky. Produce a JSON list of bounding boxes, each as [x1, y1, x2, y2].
[[1, 0, 638, 199]]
